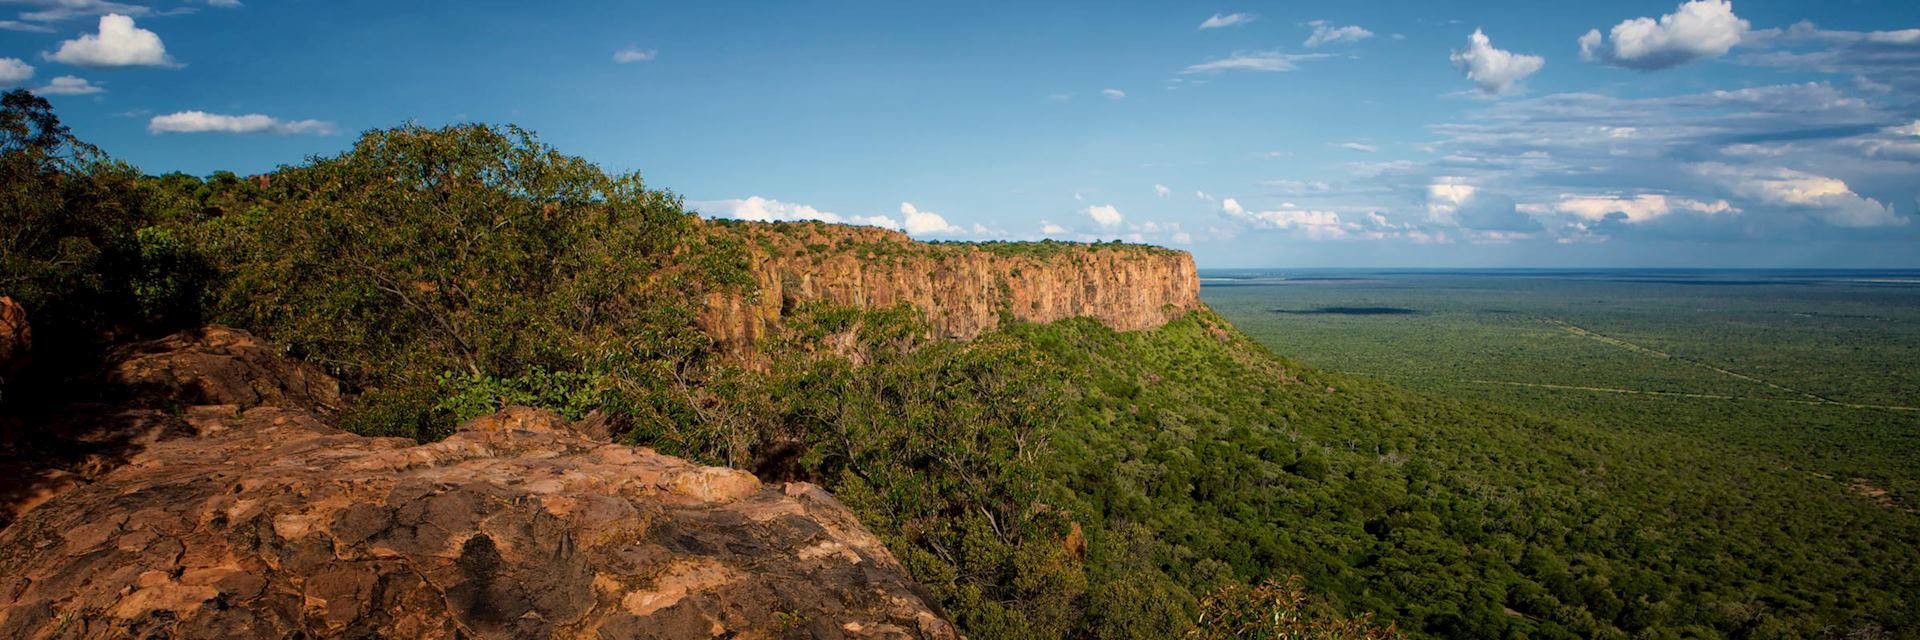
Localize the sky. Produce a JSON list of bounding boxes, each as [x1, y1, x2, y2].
[[3, 0, 1919, 268]]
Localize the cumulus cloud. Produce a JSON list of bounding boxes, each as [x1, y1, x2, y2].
[[147, 111, 335, 135], [1182, 51, 1330, 74], [1199, 13, 1255, 30], [692, 196, 902, 229], [1220, 198, 1350, 239], [1543, 194, 1738, 223], [0, 58, 31, 84], [612, 47, 657, 63], [898, 202, 962, 235], [1040, 222, 1068, 235], [45, 14, 174, 68], [1101, 88, 1125, 100], [1407, 80, 1917, 240], [1580, 0, 1749, 70], [35, 75, 102, 95], [1304, 20, 1372, 48], [1084, 204, 1123, 228], [1450, 29, 1544, 95], [1692, 163, 1904, 227], [1419, 181, 1540, 230], [1153, 183, 1170, 197]]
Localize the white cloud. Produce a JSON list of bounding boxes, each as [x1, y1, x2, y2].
[[44, 14, 173, 68], [0, 58, 32, 84], [35, 75, 102, 95], [1580, 0, 1748, 70], [1046, 93, 1072, 102], [1085, 204, 1123, 228], [691, 196, 904, 230], [1335, 142, 1377, 153], [1195, 190, 1216, 203], [207, 0, 242, 7], [1040, 222, 1068, 235], [612, 47, 657, 63], [1, 21, 56, 33], [147, 111, 334, 135], [1153, 183, 1170, 197], [16, 0, 149, 22], [898, 202, 961, 235], [1424, 180, 1478, 224], [1450, 29, 1544, 95], [1546, 194, 1739, 223], [1101, 88, 1125, 100], [1183, 51, 1330, 74], [1893, 121, 1920, 137], [1693, 163, 1904, 227], [1199, 13, 1255, 30], [1220, 198, 1349, 239], [1304, 20, 1373, 47]]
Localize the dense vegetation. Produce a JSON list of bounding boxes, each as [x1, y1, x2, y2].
[[6, 90, 1914, 638]]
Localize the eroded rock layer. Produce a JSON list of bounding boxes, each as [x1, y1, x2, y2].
[[698, 221, 1201, 352]]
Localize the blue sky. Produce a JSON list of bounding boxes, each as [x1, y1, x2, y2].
[[4, 0, 1918, 267]]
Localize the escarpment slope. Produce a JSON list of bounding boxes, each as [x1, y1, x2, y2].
[[696, 221, 1202, 353]]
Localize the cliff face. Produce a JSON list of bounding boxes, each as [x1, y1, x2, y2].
[[697, 221, 1202, 353]]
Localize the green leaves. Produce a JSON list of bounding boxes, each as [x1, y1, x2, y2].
[[189, 123, 738, 439]]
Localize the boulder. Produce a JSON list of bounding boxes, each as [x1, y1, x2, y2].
[[107, 326, 341, 415]]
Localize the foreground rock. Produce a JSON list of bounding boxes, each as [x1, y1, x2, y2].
[[0, 328, 955, 639]]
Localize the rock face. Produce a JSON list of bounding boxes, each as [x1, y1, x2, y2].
[[107, 325, 342, 416], [0, 328, 956, 639], [0, 296, 28, 384], [698, 221, 1201, 353]]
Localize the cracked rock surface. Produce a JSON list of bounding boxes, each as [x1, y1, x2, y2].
[[0, 327, 955, 639]]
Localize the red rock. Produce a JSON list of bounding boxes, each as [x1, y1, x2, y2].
[[0, 326, 955, 638], [107, 326, 341, 415], [697, 221, 1201, 356]]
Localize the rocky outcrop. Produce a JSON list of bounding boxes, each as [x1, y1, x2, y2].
[[698, 221, 1201, 353], [107, 326, 341, 416], [0, 328, 956, 639], [0, 296, 28, 384]]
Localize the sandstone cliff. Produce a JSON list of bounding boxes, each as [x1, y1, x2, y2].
[[697, 221, 1202, 353], [0, 327, 955, 639]]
